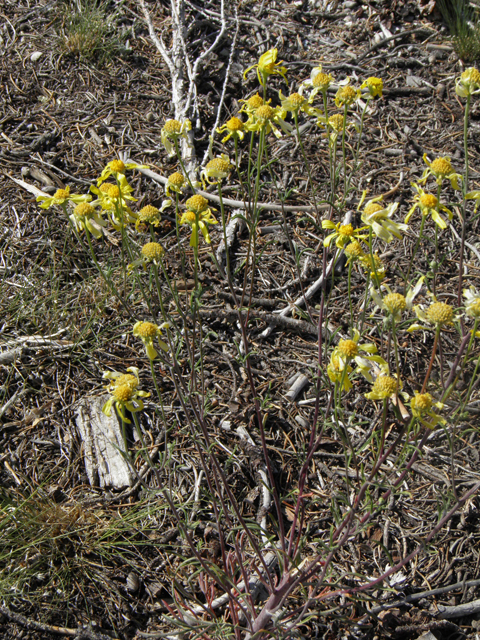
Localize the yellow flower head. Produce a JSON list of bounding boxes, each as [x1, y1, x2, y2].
[[244, 104, 292, 138], [97, 159, 148, 185], [405, 183, 453, 229], [409, 298, 461, 332], [301, 66, 334, 101], [74, 202, 95, 218], [322, 220, 367, 248], [160, 119, 192, 157], [338, 339, 358, 358], [359, 192, 407, 243], [363, 201, 383, 216], [69, 201, 106, 239], [179, 205, 218, 247], [370, 277, 424, 322], [113, 384, 134, 403], [329, 328, 379, 391], [128, 242, 165, 272], [384, 293, 406, 316], [217, 116, 245, 142], [328, 114, 345, 132], [163, 119, 183, 136], [365, 375, 398, 401], [420, 154, 461, 190], [133, 321, 169, 360], [244, 48, 288, 86], [361, 77, 383, 98], [113, 373, 139, 389], [256, 105, 276, 121], [109, 159, 125, 174], [278, 90, 321, 117], [135, 204, 161, 230], [90, 176, 137, 226], [182, 210, 196, 224], [141, 242, 164, 261], [412, 392, 433, 413], [37, 185, 91, 210], [426, 302, 454, 326], [335, 82, 360, 108], [286, 92, 304, 108], [313, 72, 333, 90], [186, 194, 209, 214], [456, 67, 480, 98], [344, 240, 365, 262], [239, 93, 264, 116], [102, 367, 150, 423], [165, 172, 185, 197], [410, 391, 446, 429], [201, 154, 232, 185]]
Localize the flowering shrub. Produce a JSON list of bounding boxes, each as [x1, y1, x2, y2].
[[36, 55, 480, 639]]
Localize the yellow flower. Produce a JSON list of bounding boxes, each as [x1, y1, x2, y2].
[[180, 207, 218, 247], [365, 375, 399, 401], [90, 176, 137, 225], [217, 116, 245, 143], [335, 79, 361, 108], [456, 67, 480, 98], [201, 154, 232, 185], [128, 242, 165, 272], [37, 186, 90, 209], [464, 286, 480, 318], [361, 77, 383, 99], [327, 114, 346, 132], [161, 119, 192, 157], [322, 220, 368, 248], [102, 367, 150, 423], [244, 48, 288, 86], [358, 192, 408, 243], [328, 328, 380, 392], [165, 172, 185, 197], [327, 352, 353, 392], [405, 183, 453, 229], [420, 154, 462, 190], [410, 392, 446, 429], [370, 277, 424, 322], [244, 104, 292, 138], [69, 201, 106, 239], [239, 93, 265, 115], [344, 240, 365, 263], [136, 205, 161, 229], [97, 159, 149, 185], [186, 194, 209, 213], [278, 90, 321, 117], [133, 321, 170, 361], [300, 65, 334, 100], [408, 299, 461, 332]]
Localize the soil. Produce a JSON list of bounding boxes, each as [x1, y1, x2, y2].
[[2, 0, 480, 639]]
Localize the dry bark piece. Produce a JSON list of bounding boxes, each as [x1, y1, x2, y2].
[[75, 396, 133, 489]]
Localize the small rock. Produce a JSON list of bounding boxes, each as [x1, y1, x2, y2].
[[146, 112, 155, 123], [30, 51, 43, 62], [295, 415, 309, 428], [436, 83, 446, 99], [126, 571, 140, 593]]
